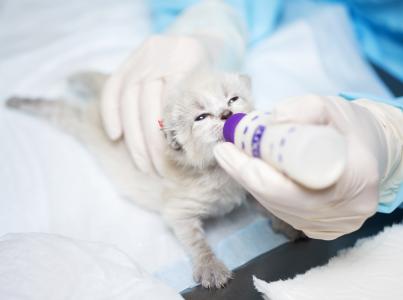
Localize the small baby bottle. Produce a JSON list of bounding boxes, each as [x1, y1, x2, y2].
[[223, 111, 347, 189]]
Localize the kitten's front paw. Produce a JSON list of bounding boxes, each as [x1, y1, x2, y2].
[[193, 257, 232, 289]]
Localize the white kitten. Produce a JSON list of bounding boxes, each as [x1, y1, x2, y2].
[[6, 69, 302, 288]]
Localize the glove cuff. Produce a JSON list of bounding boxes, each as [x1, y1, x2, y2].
[[353, 99, 403, 208], [166, 0, 247, 71]]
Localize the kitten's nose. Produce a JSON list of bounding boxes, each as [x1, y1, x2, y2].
[[220, 109, 233, 120]]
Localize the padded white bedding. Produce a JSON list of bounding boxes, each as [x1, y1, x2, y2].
[[0, 0, 392, 297], [0, 233, 184, 300], [254, 223, 403, 300]]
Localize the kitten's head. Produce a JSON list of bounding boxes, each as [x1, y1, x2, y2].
[[162, 70, 253, 170]]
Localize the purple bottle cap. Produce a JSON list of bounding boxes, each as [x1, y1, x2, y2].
[[223, 113, 246, 143]]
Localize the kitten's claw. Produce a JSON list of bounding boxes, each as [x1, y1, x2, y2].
[[271, 217, 306, 241], [193, 258, 232, 289]]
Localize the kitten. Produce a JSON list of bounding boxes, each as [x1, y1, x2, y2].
[[6, 69, 302, 288]]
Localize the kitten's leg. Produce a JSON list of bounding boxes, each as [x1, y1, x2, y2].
[[67, 71, 108, 100], [163, 206, 232, 288], [269, 213, 306, 241], [6, 70, 107, 131], [6, 97, 86, 131], [248, 197, 305, 241], [6, 96, 164, 212]]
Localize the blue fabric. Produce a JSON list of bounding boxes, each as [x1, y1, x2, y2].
[[149, 0, 283, 45], [339, 92, 403, 110], [339, 92, 403, 213], [327, 0, 403, 82], [154, 217, 287, 291], [149, 0, 198, 32], [149, 0, 403, 81]]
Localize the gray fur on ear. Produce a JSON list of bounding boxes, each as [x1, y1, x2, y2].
[[164, 130, 182, 151], [239, 74, 251, 89]]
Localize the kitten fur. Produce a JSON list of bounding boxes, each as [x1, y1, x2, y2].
[[6, 69, 302, 288]]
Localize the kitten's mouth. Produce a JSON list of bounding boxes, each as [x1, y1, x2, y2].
[[217, 135, 225, 143]]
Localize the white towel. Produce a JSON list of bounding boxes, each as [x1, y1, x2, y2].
[[0, 233, 184, 300], [254, 222, 403, 300]]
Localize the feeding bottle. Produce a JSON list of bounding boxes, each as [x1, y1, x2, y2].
[[222, 111, 347, 189]]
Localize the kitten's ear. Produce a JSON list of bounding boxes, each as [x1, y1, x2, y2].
[[239, 74, 251, 89], [163, 129, 183, 151]]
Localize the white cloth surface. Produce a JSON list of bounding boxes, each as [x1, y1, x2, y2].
[[254, 222, 403, 300], [0, 233, 183, 300], [0, 0, 393, 295]]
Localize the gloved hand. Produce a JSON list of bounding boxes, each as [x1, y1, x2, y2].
[[101, 0, 246, 177], [101, 35, 210, 176], [214, 95, 403, 240]]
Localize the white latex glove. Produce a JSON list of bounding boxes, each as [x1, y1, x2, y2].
[[214, 95, 403, 240], [101, 0, 246, 176], [101, 35, 209, 176]]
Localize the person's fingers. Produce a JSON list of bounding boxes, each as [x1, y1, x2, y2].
[[174, 37, 210, 72], [100, 42, 149, 140], [231, 157, 364, 238], [214, 143, 331, 217], [271, 95, 331, 125], [303, 229, 343, 240], [302, 212, 370, 240], [140, 37, 209, 80], [164, 73, 187, 88], [101, 75, 125, 140], [265, 204, 361, 240], [101, 36, 184, 139], [215, 143, 295, 194], [121, 83, 154, 174], [100, 35, 208, 142], [140, 80, 165, 177], [214, 143, 298, 200], [214, 142, 255, 181]]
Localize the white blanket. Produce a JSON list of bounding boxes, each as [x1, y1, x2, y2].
[[254, 222, 403, 300], [0, 233, 183, 300]]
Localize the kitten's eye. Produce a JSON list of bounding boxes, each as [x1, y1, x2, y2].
[[228, 96, 239, 105], [194, 113, 210, 121]]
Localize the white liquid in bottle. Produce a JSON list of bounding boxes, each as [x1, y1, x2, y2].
[[223, 111, 347, 189]]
